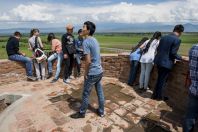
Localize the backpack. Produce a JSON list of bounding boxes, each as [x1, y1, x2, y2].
[[65, 35, 76, 55]]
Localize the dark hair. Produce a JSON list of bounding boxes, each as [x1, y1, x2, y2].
[[30, 28, 39, 37], [14, 31, 22, 37], [47, 33, 55, 42], [142, 31, 162, 54], [132, 37, 149, 52], [173, 24, 184, 33], [84, 21, 96, 36], [78, 29, 82, 34]]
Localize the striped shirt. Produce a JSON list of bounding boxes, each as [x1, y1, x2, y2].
[[189, 44, 198, 97]]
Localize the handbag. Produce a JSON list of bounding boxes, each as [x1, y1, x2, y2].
[[65, 35, 76, 54], [34, 48, 47, 63], [66, 44, 76, 54], [33, 37, 47, 63]]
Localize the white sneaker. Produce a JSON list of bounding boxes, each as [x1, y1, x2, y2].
[[66, 79, 71, 83], [63, 79, 71, 83], [69, 76, 74, 79]]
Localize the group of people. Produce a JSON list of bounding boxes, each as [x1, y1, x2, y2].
[[128, 25, 184, 101], [6, 21, 105, 119], [128, 24, 198, 132], [5, 22, 198, 131], [6, 24, 84, 83]]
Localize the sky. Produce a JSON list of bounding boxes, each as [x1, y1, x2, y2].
[[0, 0, 197, 29]]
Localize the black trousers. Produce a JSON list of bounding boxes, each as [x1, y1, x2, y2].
[[63, 54, 74, 80], [152, 66, 170, 100]]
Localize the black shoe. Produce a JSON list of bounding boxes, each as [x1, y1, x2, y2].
[[139, 87, 144, 90], [163, 96, 169, 101], [50, 78, 58, 83], [46, 73, 53, 79], [127, 83, 133, 86], [70, 112, 85, 119], [97, 109, 105, 117]]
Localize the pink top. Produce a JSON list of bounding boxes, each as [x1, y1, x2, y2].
[[52, 39, 62, 53]]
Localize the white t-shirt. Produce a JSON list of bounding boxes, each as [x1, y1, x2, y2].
[[140, 39, 159, 63], [28, 36, 42, 49]]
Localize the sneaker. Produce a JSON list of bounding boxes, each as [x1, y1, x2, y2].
[[70, 112, 85, 119], [97, 109, 105, 117], [42, 77, 46, 80], [46, 73, 53, 79], [63, 79, 71, 83], [69, 76, 74, 79], [50, 78, 58, 83], [27, 76, 37, 81]]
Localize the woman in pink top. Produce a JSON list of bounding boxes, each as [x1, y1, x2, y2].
[[47, 33, 63, 83]]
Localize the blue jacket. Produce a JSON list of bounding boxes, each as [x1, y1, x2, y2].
[[154, 33, 182, 69], [129, 48, 141, 61]]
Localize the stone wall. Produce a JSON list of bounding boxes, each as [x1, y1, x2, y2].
[[0, 54, 190, 111]]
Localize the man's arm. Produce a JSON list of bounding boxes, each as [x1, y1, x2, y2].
[[61, 34, 67, 54], [84, 54, 91, 79], [170, 39, 182, 60], [61, 34, 69, 58], [14, 39, 25, 56], [38, 37, 44, 49], [83, 40, 91, 79], [189, 45, 198, 81]]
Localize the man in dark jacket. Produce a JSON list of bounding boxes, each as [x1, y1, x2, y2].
[[62, 24, 75, 83], [6, 31, 36, 81], [152, 24, 184, 100]]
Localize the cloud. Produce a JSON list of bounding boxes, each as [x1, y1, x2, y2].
[[0, 0, 197, 26], [12, 4, 54, 21]]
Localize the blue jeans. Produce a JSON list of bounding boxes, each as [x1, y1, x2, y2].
[[8, 54, 33, 76], [128, 60, 139, 85], [139, 63, 153, 89], [48, 52, 63, 79], [183, 93, 198, 132], [80, 73, 105, 115]]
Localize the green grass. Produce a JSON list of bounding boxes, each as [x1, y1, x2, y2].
[[0, 33, 197, 59]]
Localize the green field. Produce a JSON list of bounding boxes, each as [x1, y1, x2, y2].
[[0, 33, 197, 59]]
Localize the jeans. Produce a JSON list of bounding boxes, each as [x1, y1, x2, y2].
[[152, 66, 170, 99], [48, 52, 63, 79], [8, 54, 33, 76], [80, 73, 105, 115], [63, 54, 74, 80], [34, 61, 46, 79], [139, 63, 153, 89], [75, 54, 82, 75], [183, 93, 198, 132], [128, 60, 139, 85]]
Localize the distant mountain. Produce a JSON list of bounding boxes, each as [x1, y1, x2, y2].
[[0, 23, 197, 35], [96, 23, 198, 32]]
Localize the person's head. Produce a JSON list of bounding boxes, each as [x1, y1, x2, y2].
[[30, 28, 39, 37], [142, 31, 162, 54], [66, 24, 74, 34], [82, 21, 96, 36], [152, 31, 162, 40], [78, 29, 83, 36], [131, 37, 149, 52], [173, 24, 184, 37], [14, 31, 22, 40], [47, 33, 55, 42]]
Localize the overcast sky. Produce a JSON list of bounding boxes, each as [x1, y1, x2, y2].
[[0, 0, 197, 29]]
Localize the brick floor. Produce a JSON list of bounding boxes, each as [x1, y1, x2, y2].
[[0, 76, 185, 132]]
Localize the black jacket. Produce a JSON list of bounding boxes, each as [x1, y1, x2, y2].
[[6, 36, 20, 56], [154, 33, 182, 69], [61, 33, 75, 54]]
